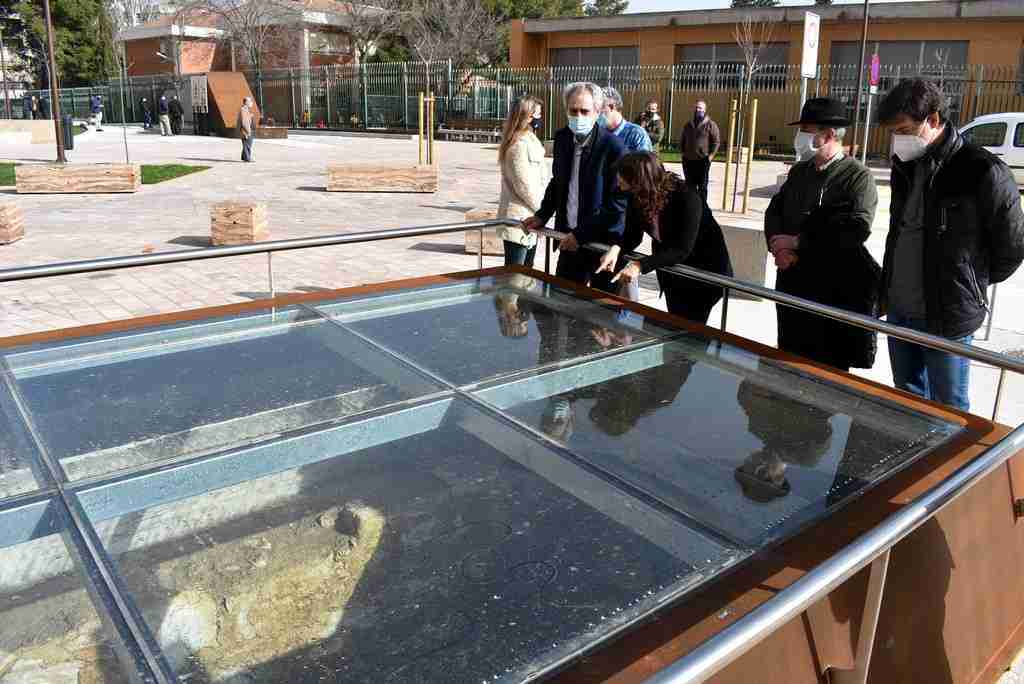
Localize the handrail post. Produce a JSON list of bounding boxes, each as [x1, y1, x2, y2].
[[993, 369, 1007, 422], [828, 550, 890, 684], [477, 227, 484, 269], [545, 236, 551, 275], [266, 252, 275, 299], [719, 287, 729, 331]]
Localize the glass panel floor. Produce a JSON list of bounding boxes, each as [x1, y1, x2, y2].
[[0, 272, 964, 682]]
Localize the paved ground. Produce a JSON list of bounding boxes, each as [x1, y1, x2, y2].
[[2, 125, 1024, 426]]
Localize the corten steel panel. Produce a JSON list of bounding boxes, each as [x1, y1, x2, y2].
[[0, 266, 1012, 684]]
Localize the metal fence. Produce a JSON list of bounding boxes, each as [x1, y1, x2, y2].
[[7, 61, 1022, 157]]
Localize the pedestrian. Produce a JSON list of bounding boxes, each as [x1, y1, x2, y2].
[[89, 93, 104, 131], [497, 95, 548, 267], [140, 98, 152, 129], [530, 102, 543, 138], [595, 151, 733, 324], [765, 97, 881, 373], [22, 93, 33, 120], [31, 95, 39, 120], [634, 99, 665, 150], [169, 95, 185, 135], [679, 100, 720, 204], [600, 87, 652, 153], [237, 96, 255, 162], [38, 95, 50, 120], [877, 78, 1024, 411], [521, 82, 626, 294], [158, 95, 172, 136]]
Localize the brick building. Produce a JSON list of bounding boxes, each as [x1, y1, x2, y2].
[[116, 0, 360, 77]]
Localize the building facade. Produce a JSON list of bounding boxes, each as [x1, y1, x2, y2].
[[510, 0, 1024, 71]]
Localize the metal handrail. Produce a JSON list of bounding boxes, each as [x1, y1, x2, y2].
[[643, 422, 1024, 684], [3, 217, 1023, 683]]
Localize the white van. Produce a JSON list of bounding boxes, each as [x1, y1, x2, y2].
[[959, 112, 1024, 189]]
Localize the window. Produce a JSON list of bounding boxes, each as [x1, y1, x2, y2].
[[310, 31, 351, 55], [962, 122, 1007, 148], [1015, 123, 1024, 148], [673, 43, 787, 91], [549, 46, 638, 68]]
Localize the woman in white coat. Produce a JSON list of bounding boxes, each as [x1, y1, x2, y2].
[[497, 95, 548, 267]]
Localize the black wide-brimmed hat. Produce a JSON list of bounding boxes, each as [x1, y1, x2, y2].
[[788, 97, 851, 127]]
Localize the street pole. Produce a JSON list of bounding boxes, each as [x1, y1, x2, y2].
[[42, 0, 66, 162], [849, 0, 870, 159], [0, 25, 11, 119]]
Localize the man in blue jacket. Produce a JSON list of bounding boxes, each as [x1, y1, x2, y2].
[[523, 82, 627, 294], [601, 86, 652, 153]]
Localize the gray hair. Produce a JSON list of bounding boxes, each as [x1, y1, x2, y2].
[[602, 86, 623, 110], [563, 82, 605, 110], [832, 127, 847, 141]]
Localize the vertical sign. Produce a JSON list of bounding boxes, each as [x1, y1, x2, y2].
[[801, 12, 821, 80], [869, 53, 881, 90]]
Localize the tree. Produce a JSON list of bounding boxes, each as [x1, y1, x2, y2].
[[484, 0, 583, 21], [402, 0, 500, 83], [13, 0, 119, 86], [105, 0, 163, 32], [584, 0, 626, 16], [733, 12, 778, 99], [344, 0, 404, 63], [730, 0, 780, 8]]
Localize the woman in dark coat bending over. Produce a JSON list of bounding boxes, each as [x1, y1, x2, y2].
[[596, 152, 733, 324]]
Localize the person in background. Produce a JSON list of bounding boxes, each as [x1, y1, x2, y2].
[[497, 95, 548, 267], [89, 93, 104, 131], [169, 95, 185, 135], [679, 100, 720, 204], [634, 99, 664, 150], [877, 78, 1024, 412], [530, 102, 544, 137], [600, 87, 652, 153], [765, 97, 880, 373], [596, 152, 733, 325], [158, 95, 172, 136], [140, 98, 152, 129], [23, 93, 33, 120], [237, 97, 255, 162], [521, 82, 626, 294], [38, 95, 50, 120]]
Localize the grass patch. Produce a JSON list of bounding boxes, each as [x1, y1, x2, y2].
[[0, 163, 14, 186], [141, 164, 210, 185]]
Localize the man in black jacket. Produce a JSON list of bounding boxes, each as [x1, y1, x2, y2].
[[878, 78, 1024, 412], [522, 82, 626, 294]]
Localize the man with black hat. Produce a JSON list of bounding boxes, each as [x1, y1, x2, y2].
[[764, 97, 881, 373]]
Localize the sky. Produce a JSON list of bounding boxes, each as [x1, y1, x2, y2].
[[626, 0, 930, 12]]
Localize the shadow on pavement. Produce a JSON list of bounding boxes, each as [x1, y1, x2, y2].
[[168, 235, 212, 247], [408, 242, 466, 255]]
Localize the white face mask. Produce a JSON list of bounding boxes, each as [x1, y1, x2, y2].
[[793, 131, 820, 162], [892, 134, 928, 162]]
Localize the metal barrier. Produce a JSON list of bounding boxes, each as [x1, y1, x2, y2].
[[2, 218, 1024, 684]]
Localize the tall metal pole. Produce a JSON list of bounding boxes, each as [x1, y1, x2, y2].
[[0, 26, 11, 119], [42, 0, 66, 162], [849, 0, 870, 159]]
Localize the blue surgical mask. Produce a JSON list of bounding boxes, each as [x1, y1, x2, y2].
[[568, 115, 596, 137], [596, 113, 608, 129]]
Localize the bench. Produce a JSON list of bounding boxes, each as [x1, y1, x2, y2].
[[438, 118, 503, 143], [463, 207, 504, 256], [211, 202, 269, 245], [326, 164, 438, 193], [0, 203, 24, 244], [15, 164, 141, 194]]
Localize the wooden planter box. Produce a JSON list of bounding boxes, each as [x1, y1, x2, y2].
[[210, 202, 269, 246], [326, 164, 438, 193], [254, 127, 288, 140], [15, 164, 141, 194], [0, 203, 25, 245], [463, 207, 503, 256]]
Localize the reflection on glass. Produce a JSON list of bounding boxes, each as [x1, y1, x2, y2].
[[4, 308, 443, 482], [478, 337, 960, 548], [0, 383, 46, 500], [85, 398, 739, 683], [0, 507, 139, 683], [318, 274, 669, 387]]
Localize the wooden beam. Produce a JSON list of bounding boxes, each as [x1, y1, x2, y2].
[[210, 201, 269, 246], [15, 164, 141, 194], [326, 164, 438, 193], [0, 203, 25, 244]]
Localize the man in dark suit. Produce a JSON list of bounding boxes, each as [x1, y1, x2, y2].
[[523, 82, 626, 294]]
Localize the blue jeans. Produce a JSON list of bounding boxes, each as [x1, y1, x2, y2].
[[503, 241, 536, 268], [887, 313, 972, 412], [241, 136, 254, 162]]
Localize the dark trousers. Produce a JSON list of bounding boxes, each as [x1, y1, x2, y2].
[[171, 115, 183, 135], [682, 157, 711, 204], [241, 136, 254, 162], [663, 276, 721, 326], [503, 241, 537, 268], [555, 248, 616, 294]]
